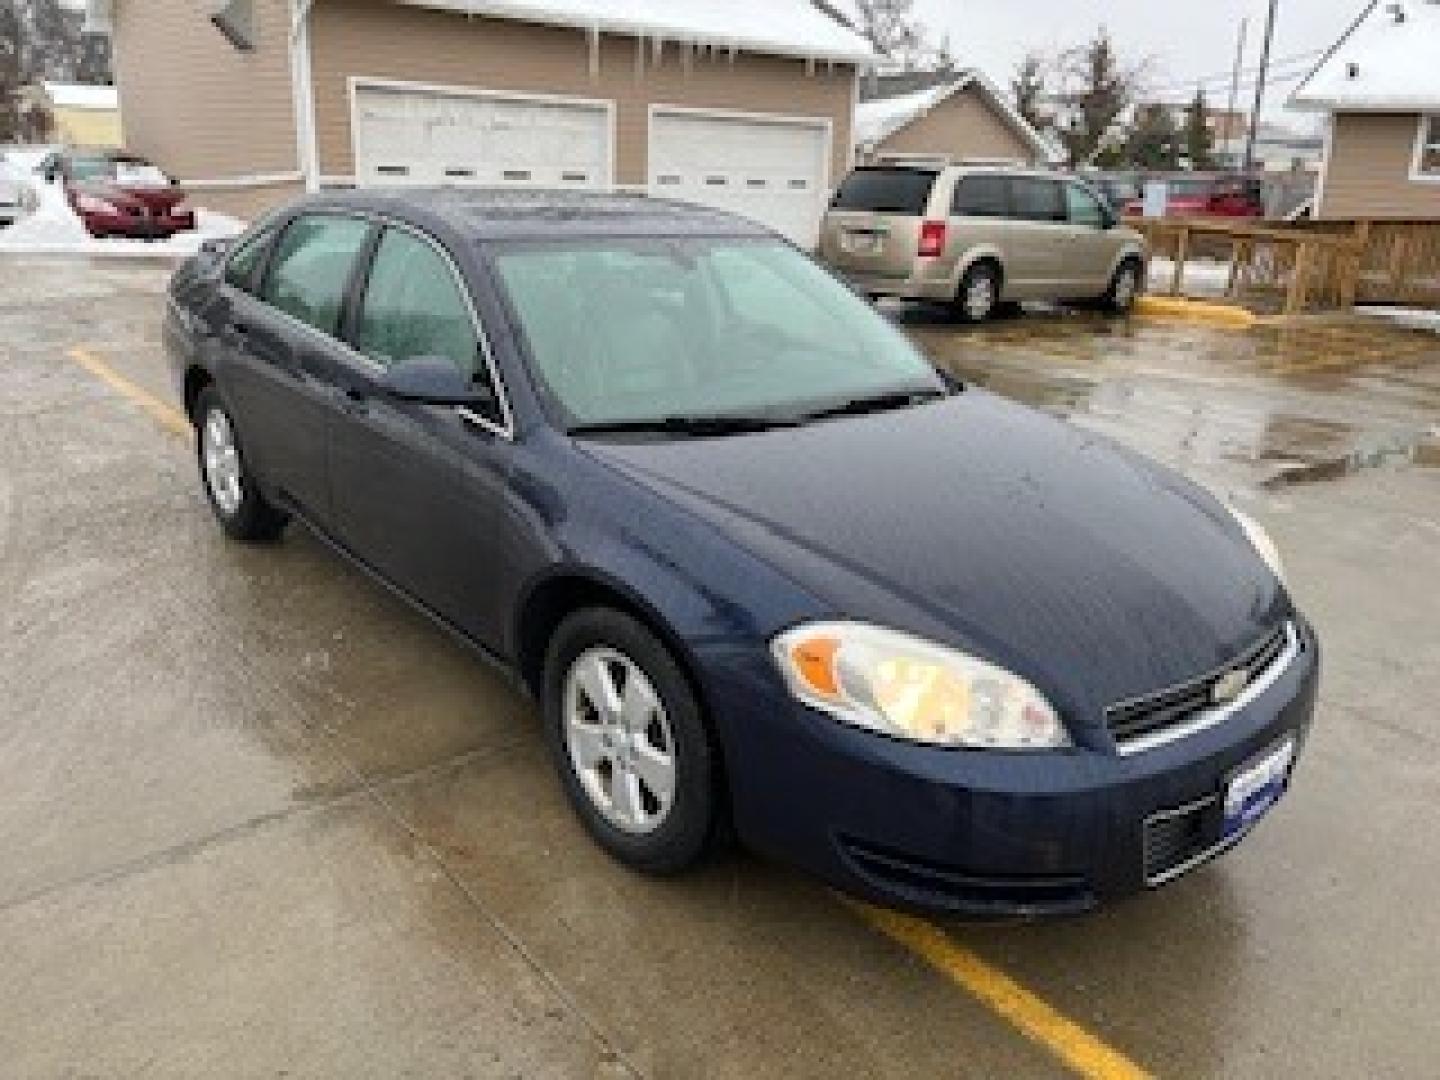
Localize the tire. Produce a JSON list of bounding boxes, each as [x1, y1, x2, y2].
[[954, 261, 1000, 323], [542, 607, 717, 874], [194, 386, 289, 543], [1101, 258, 1144, 315]]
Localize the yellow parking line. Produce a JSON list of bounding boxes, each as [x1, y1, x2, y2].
[[67, 346, 191, 438], [849, 901, 1153, 1080]]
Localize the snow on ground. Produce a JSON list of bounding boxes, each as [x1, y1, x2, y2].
[[0, 181, 246, 258], [1147, 257, 1233, 297], [1358, 306, 1440, 335]]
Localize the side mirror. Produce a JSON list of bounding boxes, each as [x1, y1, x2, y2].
[[380, 355, 496, 408], [200, 237, 233, 257]]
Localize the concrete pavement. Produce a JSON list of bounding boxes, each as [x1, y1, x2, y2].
[[1, 257, 1437, 1078]]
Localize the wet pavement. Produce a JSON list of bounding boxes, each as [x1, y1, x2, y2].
[[1, 257, 1438, 1078]]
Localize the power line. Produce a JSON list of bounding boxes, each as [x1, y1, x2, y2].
[[1141, 47, 1321, 94]]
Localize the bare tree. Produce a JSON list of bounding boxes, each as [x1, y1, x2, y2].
[[0, 0, 112, 140], [853, 0, 927, 67], [1012, 53, 1047, 129]]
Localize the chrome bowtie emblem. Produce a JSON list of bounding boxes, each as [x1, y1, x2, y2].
[[1212, 667, 1251, 705]]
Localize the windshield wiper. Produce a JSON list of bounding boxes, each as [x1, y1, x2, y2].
[[568, 414, 796, 438], [797, 386, 950, 424]]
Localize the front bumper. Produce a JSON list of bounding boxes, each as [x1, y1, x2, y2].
[[83, 209, 196, 240], [704, 618, 1320, 917]]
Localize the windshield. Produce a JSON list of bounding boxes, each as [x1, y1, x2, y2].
[[68, 155, 171, 187], [490, 238, 945, 430]]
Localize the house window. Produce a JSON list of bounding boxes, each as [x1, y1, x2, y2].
[[1415, 115, 1440, 179]]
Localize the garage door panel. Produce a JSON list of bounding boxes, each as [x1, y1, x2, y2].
[[648, 110, 830, 248], [354, 84, 612, 190]]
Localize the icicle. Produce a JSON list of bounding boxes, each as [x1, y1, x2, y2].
[[681, 40, 692, 77], [806, 56, 816, 77], [635, 34, 645, 83], [727, 43, 737, 66], [653, 34, 663, 65], [588, 25, 600, 81]]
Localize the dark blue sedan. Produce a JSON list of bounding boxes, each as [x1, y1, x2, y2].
[[164, 190, 1318, 916]]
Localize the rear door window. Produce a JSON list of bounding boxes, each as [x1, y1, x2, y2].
[[830, 168, 936, 215], [261, 214, 372, 336], [951, 174, 1011, 217], [1011, 177, 1066, 223]]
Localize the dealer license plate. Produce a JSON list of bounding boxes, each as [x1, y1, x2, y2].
[[1222, 738, 1295, 841]]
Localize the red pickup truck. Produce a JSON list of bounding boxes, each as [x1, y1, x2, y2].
[[1124, 175, 1265, 219]]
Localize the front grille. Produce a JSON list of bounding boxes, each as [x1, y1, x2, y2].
[[1142, 796, 1220, 884], [1106, 623, 1291, 748]]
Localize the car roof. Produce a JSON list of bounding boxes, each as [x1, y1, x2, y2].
[[293, 188, 775, 243]]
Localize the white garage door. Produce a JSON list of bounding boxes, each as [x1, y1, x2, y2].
[[648, 109, 832, 248], [353, 81, 613, 189]]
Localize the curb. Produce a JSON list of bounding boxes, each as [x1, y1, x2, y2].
[[1133, 295, 1258, 330]]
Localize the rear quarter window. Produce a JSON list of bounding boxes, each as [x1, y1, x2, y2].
[[830, 169, 936, 215], [951, 175, 1010, 217]]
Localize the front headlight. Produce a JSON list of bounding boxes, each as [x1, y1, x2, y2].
[[1228, 506, 1286, 584], [772, 622, 1069, 750]]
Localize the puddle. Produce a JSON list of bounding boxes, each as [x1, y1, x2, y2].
[[1260, 428, 1440, 489]]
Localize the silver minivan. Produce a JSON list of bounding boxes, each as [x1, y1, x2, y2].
[[819, 165, 1147, 321]]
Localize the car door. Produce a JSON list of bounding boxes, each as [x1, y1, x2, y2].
[[947, 173, 1012, 288], [327, 222, 515, 649], [1004, 176, 1068, 297], [1061, 181, 1120, 293], [216, 212, 375, 525]]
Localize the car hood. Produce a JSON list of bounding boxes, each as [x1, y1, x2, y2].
[[581, 391, 1288, 720]]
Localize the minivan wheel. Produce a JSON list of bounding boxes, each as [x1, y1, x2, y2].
[[542, 608, 717, 874], [955, 263, 1000, 323], [1103, 259, 1144, 315], [194, 387, 289, 543]]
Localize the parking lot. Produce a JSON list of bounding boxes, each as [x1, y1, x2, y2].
[[2, 255, 1438, 1078]]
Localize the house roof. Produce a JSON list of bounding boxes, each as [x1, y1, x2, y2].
[[41, 82, 119, 111], [395, 0, 878, 65], [1291, 0, 1440, 111], [853, 71, 1056, 162]]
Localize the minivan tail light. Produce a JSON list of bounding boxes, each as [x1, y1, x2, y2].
[[918, 220, 947, 258]]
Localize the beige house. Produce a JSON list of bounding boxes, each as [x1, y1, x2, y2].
[[84, 0, 874, 244], [854, 72, 1053, 168], [1291, 0, 1440, 219]]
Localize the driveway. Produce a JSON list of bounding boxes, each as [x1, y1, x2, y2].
[[2, 257, 1438, 1078]]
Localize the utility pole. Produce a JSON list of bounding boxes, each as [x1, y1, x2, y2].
[[1226, 17, 1249, 169], [1244, 0, 1279, 172]]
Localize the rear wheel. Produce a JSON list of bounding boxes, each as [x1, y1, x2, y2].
[[954, 262, 1000, 323], [194, 386, 289, 543], [1101, 259, 1144, 315], [542, 607, 717, 874]]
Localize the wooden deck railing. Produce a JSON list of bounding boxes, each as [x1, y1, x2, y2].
[[1134, 218, 1440, 315]]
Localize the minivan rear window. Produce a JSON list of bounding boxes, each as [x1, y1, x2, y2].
[[831, 168, 936, 215]]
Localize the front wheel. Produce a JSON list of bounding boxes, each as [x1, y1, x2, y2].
[[194, 386, 289, 543], [542, 608, 718, 874], [1101, 259, 1144, 315]]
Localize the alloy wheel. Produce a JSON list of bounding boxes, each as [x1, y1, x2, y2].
[[563, 646, 677, 835], [202, 407, 243, 517]]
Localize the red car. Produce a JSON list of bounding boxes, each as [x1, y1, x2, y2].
[[1124, 175, 1265, 219], [40, 149, 196, 240]]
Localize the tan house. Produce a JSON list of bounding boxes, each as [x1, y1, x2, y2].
[[1291, 0, 1440, 218], [854, 72, 1053, 168], [83, 0, 874, 244]]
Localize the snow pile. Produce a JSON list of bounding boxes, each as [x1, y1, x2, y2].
[[1291, 1, 1440, 111], [397, 0, 876, 64], [0, 180, 246, 258], [41, 81, 119, 111], [854, 81, 961, 147], [1147, 257, 1233, 297]]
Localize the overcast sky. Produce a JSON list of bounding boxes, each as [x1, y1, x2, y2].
[[911, 0, 1365, 125]]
